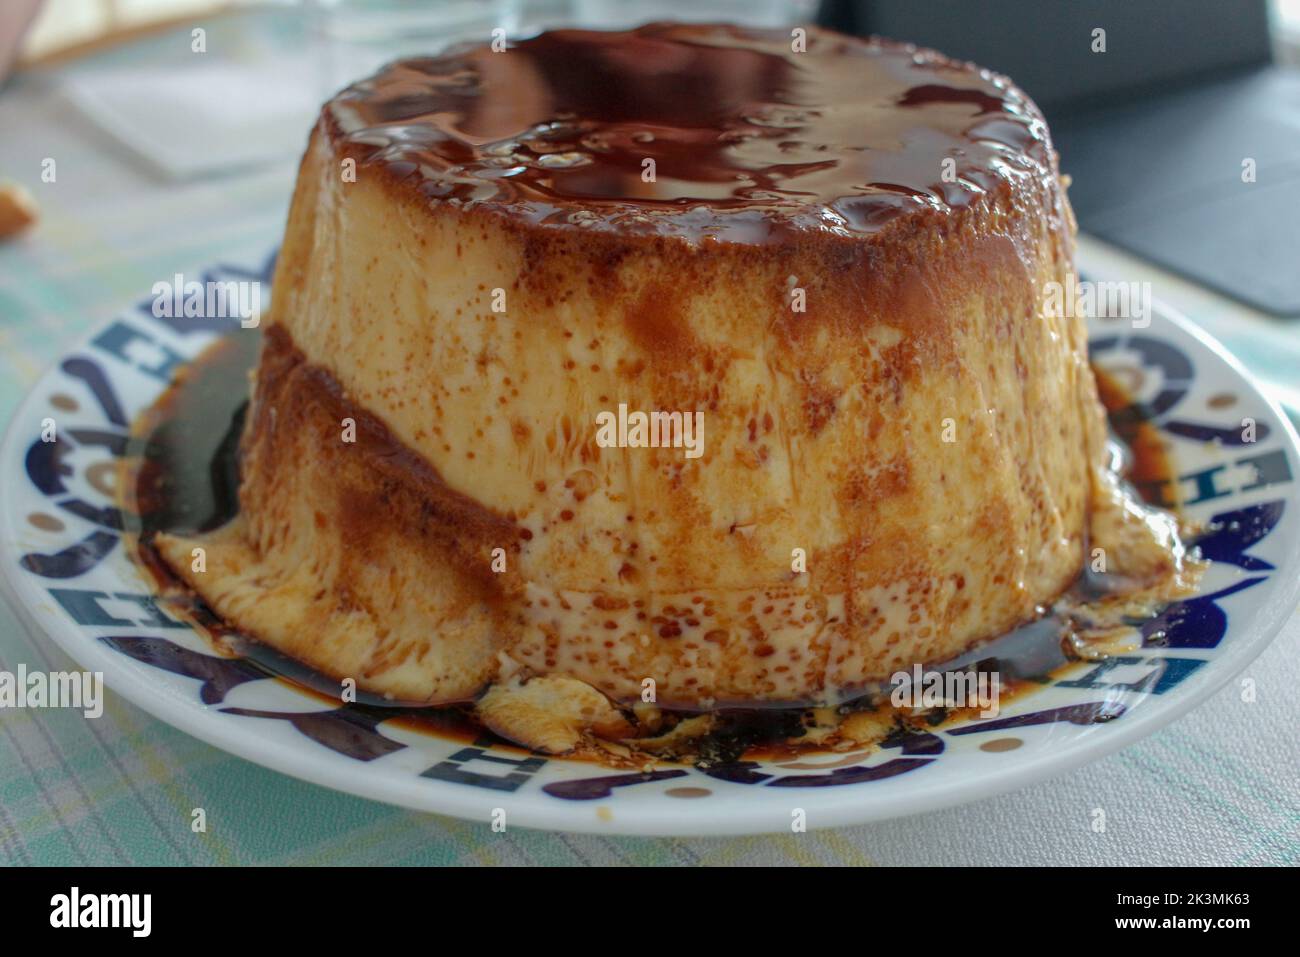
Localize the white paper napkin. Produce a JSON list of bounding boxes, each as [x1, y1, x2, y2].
[[59, 59, 319, 180]]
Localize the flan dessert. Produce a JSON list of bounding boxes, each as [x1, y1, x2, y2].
[[154, 23, 1197, 752]]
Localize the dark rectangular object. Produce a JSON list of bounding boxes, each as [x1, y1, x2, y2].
[[819, 0, 1300, 315]]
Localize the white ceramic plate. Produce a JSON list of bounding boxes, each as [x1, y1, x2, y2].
[[3, 249, 1298, 835]]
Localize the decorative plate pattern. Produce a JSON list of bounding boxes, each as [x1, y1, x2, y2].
[[2, 250, 1297, 835]]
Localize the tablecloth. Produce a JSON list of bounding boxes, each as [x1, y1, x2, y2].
[[0, 9, 1296, 867]]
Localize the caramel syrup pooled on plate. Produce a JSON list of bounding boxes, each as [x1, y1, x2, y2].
[[123, 332, 481, 737], [123, 336, 1180, 765]]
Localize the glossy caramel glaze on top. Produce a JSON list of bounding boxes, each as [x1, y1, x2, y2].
[[327, 22, 1051, 243]]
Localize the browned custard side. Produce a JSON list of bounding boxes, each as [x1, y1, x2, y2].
[[125, 338, 1195, 766], [138, 23, 1201, 757]]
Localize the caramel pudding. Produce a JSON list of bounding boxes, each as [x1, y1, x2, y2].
[[151, 23, 1198, 753]]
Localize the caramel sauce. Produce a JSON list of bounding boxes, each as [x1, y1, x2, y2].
[[327, 23, 1051, 244], [1095, 365, 1181, 508]]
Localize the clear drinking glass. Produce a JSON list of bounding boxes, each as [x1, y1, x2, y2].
[[307, 0, 818, 96], [306, 0, 525, 95], [567, 0, 816, 29]]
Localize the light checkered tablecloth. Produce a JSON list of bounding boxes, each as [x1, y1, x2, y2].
[[0, 10, 1297, 866]]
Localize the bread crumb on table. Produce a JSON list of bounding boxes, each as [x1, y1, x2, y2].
[[0, 182, 37, 239]]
